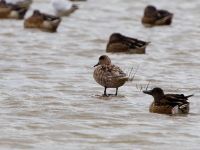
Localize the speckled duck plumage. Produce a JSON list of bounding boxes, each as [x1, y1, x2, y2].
[[93, 55, 128, 96]]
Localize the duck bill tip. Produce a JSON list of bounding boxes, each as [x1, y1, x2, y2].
[[73, 4, 79, 9], [143, 90, 152, 95]]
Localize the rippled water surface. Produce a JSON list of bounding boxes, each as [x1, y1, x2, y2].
[[0, 0, 200, 149]]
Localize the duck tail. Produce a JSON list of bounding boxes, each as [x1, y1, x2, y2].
[[127, 76, 133, 82], [52, 18, 61, 26], [179, 103, 190, 114], [186, 94, 194, 98], [119, 77, 129, 82], [18, 8, 28, 19], [146, 41, 151, 45], [51, 18, 61, 31]]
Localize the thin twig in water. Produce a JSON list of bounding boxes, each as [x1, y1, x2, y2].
[[136, 83, 138, 90], [145, 81, 151, 90], [136, 83, 142, 92], [129, 65, 140, 81], [140, 85, 143, 92], [135, 80, 151, 92], [128, 66, 134, 78]]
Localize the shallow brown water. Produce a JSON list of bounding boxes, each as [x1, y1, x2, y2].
[[0, 0, 200, 149]]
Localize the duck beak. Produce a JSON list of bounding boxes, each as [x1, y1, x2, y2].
[[94, 62, 100, 67], [143, 89, 152, 95], [72, 4, 79, 9]]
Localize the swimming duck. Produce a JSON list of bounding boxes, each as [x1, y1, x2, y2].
[[143, 87, 193, 114], [93, 55, 129, 96], [0, 0, 28, 19], [5, 0, 32, 9], [142, 5, 173, 26], [24, 10, 61, 32], [106, 33, 150, 54], [51, 0, 78, 17]]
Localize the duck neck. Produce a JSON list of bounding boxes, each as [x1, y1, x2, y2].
[[153, 94, 164, 104]]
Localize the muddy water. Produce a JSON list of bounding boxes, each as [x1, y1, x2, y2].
[[0, 0, 200, 149]]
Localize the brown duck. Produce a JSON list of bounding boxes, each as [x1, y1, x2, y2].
[[106, 33, 149, 54], [142, 5, 173, 26], [143, 87, 193, 114], [0, 0, 28, 19], [6, 0, 32, 9], [24, 10, 61, 32], [93, 55, 129, 96]]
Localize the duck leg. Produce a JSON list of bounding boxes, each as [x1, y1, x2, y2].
[[103, 87, 108, 96], [115, 88, 118, 96]]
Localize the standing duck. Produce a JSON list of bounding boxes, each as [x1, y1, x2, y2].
[[0, 0, 28, 19], [142, 5, 173, 26], [51, 0, 78, 17], [24, 10, 61, 32], [106, 33, 149, 54], [143, 87, 193, 114], [93, 55, 129, 96]]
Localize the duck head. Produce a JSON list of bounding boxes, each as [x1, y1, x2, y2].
[[0, 0, 6, 7], [144, 5, 157, 18], [0, 0, 6, 5], [94, 55, 111, 67], [17, 8, 28, 19], [109, 33, 124, 43], [33, 10, 42, 16], [143, 87, 164, 100]]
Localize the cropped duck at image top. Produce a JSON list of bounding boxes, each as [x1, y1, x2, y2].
[[0, 0, 28, 19], [24, 10, 62, 32], [143, 87, 193, 115], [51, 0, 78, 17], [93, 55, 130, 96], [106, 33, 150, 54], [5, 0, 32, 9], [142, 5, 173, 26]]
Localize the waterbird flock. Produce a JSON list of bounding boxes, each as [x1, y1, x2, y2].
[[0, 0, 194, 115]]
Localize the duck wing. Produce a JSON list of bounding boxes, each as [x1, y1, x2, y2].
[[122, 35, 149, 49], [157, 10, 172, 19], [162, 94, 193, 106], [166, 94, 193, 100], [7, 3, 22, 10], [41, 12, 60, 21], [94, 65, 128, 88], [102, 65, 127, 79]]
